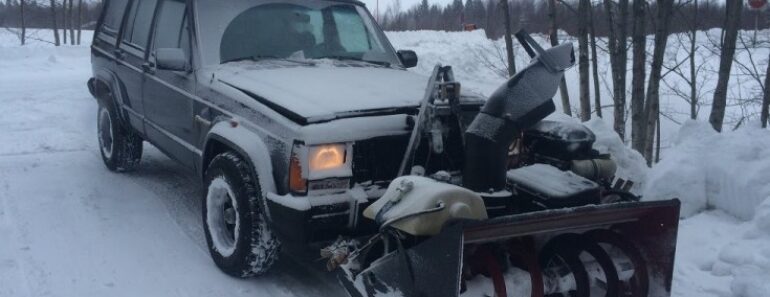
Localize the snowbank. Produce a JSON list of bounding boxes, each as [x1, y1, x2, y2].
[[386, 30, 509, 93], [644, 121, 770, 220]]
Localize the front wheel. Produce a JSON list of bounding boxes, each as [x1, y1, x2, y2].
[[97, 104, 142, 172], [203, 152, 280, 278]]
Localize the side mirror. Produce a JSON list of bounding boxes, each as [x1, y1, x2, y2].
[[156, 48, 189, 72], [397, 50, 418, 69]]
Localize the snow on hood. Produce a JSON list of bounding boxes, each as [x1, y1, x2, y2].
[[215, 62, 430, 123]]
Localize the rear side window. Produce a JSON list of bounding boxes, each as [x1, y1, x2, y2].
[[122, 0, 158, 49], [153, 0, 190, 56], [101, 0, 129, 36]]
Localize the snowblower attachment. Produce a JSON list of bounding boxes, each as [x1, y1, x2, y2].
[[330, 30, 681, 297], [342, 198, 680, 297]]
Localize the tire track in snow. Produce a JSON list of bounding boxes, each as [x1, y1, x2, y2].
[[0, 173, 49, 297]]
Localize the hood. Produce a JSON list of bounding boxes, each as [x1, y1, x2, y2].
[[215, 62, 431, 124]]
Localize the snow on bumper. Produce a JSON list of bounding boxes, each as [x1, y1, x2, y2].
[[265, 185, 385, 243]]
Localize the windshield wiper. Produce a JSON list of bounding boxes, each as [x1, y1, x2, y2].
[[314, 55, 391, 68], [221, 55, 314, 66]]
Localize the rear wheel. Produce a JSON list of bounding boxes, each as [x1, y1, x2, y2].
[[97, 104, 142, 172], [203, 152, 280, 278]]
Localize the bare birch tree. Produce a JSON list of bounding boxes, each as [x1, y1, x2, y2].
[[709, 0, 743, 132], [760, 52, 770, 128], [589, 1, 602, 118], [49, 0, 60, 46], [20, 0, 26, 45], [500, 0, 516, 76], [603, 0, 629, 139], [68, 0, 74, 45], [643, 0, 674, 164], [548, 0, 572, 116], [77, 0, 82, 45], [630, 0, 646, 153], [62, 0, 67, 44], [578, 0, 591, 121]]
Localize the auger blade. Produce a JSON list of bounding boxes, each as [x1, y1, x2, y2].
[[341, 200, 681, 297]]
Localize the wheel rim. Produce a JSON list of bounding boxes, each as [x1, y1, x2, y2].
[[206, 177, 240, 257], [98, 108, 114, 159]]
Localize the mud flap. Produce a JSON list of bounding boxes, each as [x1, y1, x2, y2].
[[342, 200, 681, 297]]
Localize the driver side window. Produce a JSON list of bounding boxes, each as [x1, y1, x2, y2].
[[153, 0, 190, 58], [332, 8, 374, 53]]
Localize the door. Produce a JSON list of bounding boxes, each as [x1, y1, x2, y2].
[[115, 0, 158, 133], [142, 0, 197, 169]]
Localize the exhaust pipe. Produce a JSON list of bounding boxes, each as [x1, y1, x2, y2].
[[463, 36, 575, 193]]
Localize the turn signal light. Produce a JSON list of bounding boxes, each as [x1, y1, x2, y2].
[[289, 152, 307, 194]]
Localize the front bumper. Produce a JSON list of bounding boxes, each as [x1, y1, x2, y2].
[[265, 185, 386, 244]]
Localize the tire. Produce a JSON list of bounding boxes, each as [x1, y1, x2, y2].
[[97, 103, 143, 172], [203, 151, 280, 278]]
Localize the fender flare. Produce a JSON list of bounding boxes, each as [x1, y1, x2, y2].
[[89, 68, 129, 123], [203, 120, 278, 198]]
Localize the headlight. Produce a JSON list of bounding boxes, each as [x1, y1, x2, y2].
[[289, 143, 352, 195], [309, 144, 346, 171]]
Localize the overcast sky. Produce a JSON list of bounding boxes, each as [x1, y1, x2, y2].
[[359, 0, 456, 13]]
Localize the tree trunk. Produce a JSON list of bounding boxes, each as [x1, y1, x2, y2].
[[709, 0, 743, 132], [643, 0, 674, 165], [630, 0, 646, 154], [62, 0, 68, 45], [68, 0, 75, 45], [578, 0, 591, 122], [617, 0, 629, 137], [604, 0, 628, 139], [77, 0, 82, 45], [762, 51, 770, 128], [20, 0, 26, 45], [500, 0, 516, 76], [589, 3, 602, 118], [49, 0, 60, 46], [655, 115, 661, 163], [689, 0, 699, 120], [549, 0, 572, 116]]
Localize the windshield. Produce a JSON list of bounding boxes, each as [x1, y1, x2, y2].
[[196, 0, 401, 67]]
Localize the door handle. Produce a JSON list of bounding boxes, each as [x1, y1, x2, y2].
[[141, 62, 156, 74]]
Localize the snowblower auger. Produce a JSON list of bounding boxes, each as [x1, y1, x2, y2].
[[335, 198, 679, 297], [327, 30, 681, 297]]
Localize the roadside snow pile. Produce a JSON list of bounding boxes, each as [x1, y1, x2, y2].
[[386, 30, 506, 89], [543, 114, 649, 193], [644, 121, 770, 220], [708, 198, 770, 297], [582, 118, 649, 193]]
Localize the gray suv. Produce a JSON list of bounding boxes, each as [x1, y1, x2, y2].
[[88, 0, 485, 277]]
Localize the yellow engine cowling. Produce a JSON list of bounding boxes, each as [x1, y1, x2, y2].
[[364, 176, 488, 236]]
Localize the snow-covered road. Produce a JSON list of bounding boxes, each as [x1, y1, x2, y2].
[[0, 46, 343, 297]]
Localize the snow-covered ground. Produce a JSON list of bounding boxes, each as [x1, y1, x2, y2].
[[0, 33, 343, 297], [0, 29, 768, 297]]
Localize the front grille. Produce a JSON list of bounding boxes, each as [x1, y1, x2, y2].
[[352, 135, 410, 185]]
